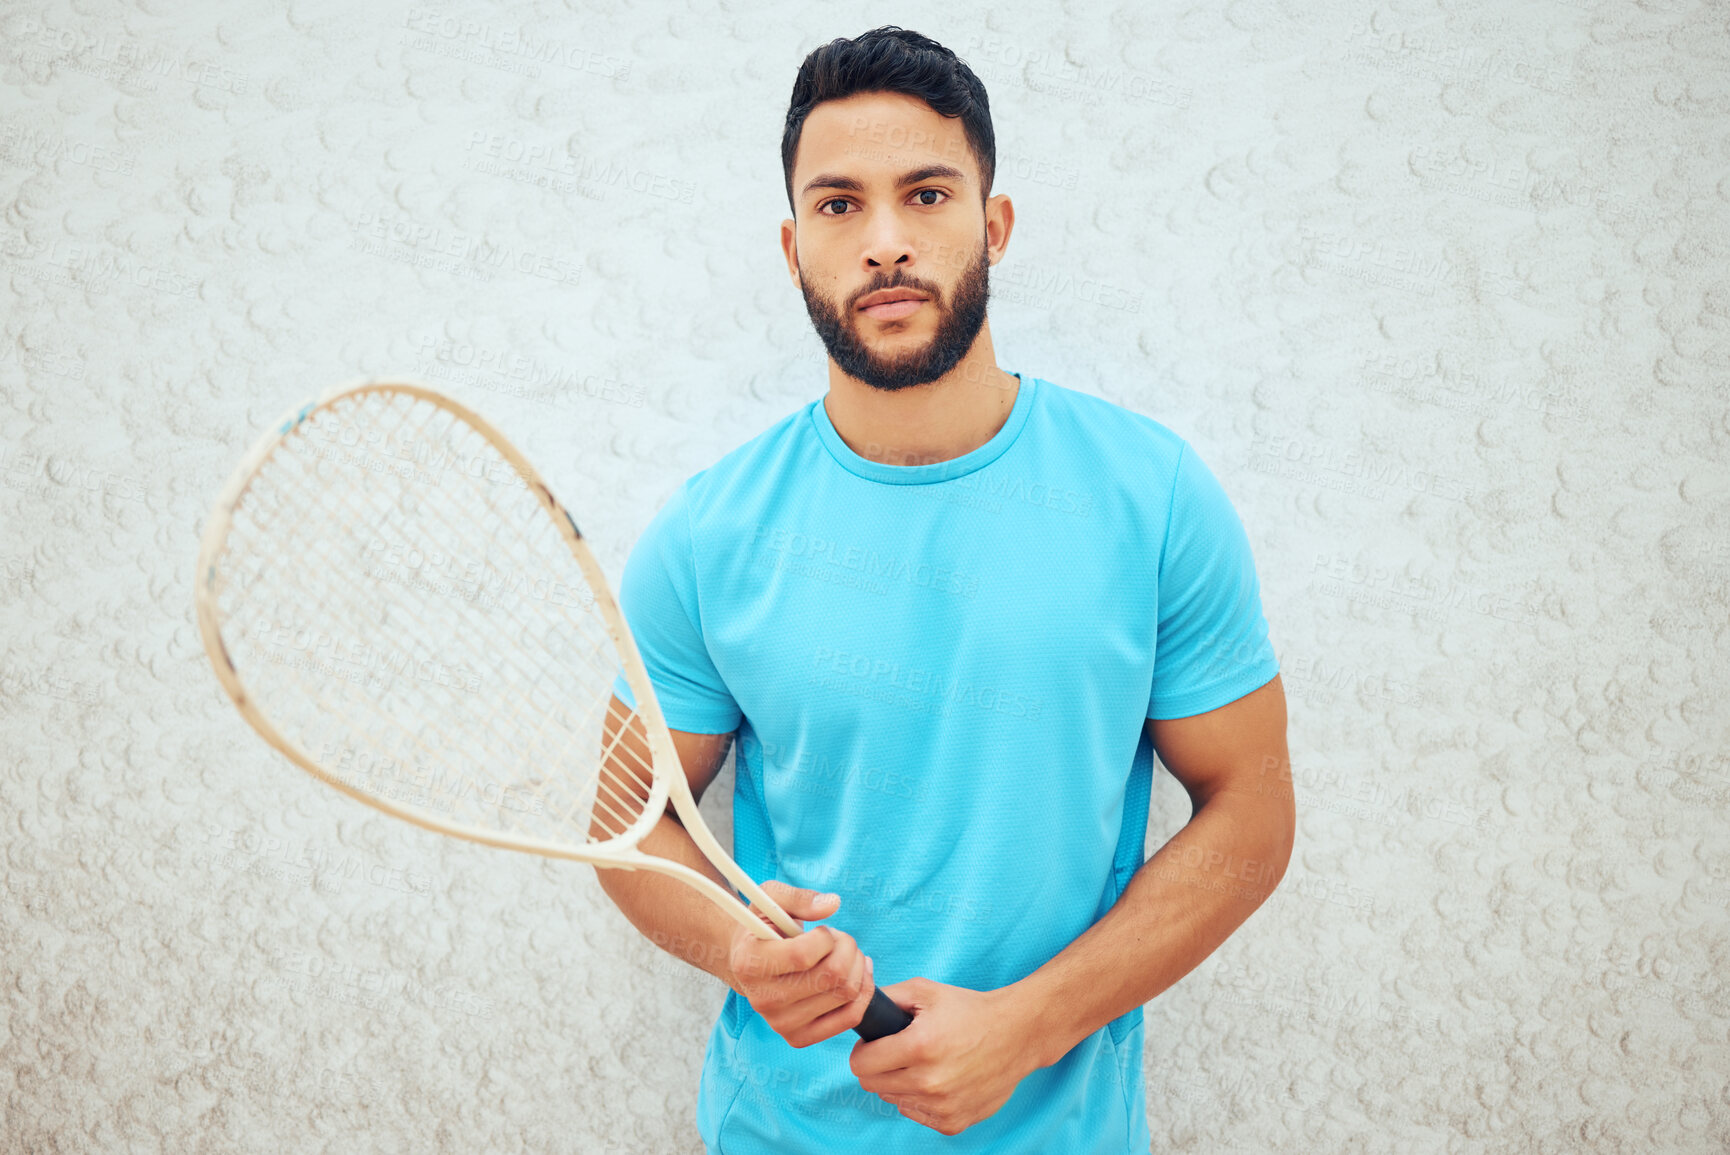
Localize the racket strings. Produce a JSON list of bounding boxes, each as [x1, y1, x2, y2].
[[224, 411, 534, 821], [211, 388, 662, 847], [268, 396, 658, 840], [248, 399, 543, 770], [280, 454, 585, 822], [390, 408, 663, 834]]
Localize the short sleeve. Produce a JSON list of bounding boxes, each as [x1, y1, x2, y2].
[[607, 482, 743, 735], [1147, 442, 1280, 719]]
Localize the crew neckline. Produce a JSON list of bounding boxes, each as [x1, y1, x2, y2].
[[809, 372, 1037, 485]]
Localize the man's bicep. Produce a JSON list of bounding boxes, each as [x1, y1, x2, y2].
[[601, 693, 735, 811], [669, 726, 735, 803], [1146, 673, 1288, 810]]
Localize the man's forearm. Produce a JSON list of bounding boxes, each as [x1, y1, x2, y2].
[[594, 814, 748, 991], [1003, 786, 1294, 1068]]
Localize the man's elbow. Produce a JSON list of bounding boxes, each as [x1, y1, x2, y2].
[[1230, 772, 1295, 894], [1261, 776, 1296, 885]]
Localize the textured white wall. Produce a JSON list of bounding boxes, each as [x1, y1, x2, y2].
[[1, 1, 1725, 1151]]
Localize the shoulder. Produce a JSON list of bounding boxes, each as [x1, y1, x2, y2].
[[1034, 377, 1191, 485], [676, 401, 819, 521]]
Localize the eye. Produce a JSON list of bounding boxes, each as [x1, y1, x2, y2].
[[816, 189, 950, 216]]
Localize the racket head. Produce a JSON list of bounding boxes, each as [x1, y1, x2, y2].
[[194, 378, 683, 863]]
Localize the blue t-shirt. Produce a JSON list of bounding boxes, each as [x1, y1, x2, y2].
[[610, 372, 1279, 1153]]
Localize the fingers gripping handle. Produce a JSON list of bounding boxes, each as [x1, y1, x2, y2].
[[746, 888, 912, 1039], [756, 921, 912, 1040], [855, 987, 914, 1040]]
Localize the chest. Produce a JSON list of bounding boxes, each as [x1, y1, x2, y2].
[[699, 477, 1158, 749]]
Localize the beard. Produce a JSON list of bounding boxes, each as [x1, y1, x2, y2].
[[798, 237, 991, 392]]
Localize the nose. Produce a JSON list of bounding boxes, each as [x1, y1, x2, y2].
[[861, 212, 916, 269]]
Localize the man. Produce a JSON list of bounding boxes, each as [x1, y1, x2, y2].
[[600, 25, 1295, 1153]]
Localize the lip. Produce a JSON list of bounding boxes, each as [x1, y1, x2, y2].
[[861, 299, 926, 320], [857, 290, 929, 319]]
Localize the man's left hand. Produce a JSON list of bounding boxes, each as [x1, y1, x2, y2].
[[848, 978, 1042, 1136]]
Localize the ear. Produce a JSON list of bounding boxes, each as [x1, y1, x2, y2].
[[780, 218, 801, 288], [984, 193, 1015, 267]]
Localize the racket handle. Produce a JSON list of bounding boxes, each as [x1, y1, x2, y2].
[[853, 986, 914, 1040]]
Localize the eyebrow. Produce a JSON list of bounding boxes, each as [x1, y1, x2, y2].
[[799, 163, 969, 200]]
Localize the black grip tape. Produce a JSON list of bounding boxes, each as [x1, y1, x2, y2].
[[852, 986, 914, 1040]]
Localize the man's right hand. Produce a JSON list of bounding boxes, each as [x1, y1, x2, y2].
[[729, 880, 877, 1048]]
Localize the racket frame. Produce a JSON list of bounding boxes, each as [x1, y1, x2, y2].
[[193, 376, 802, 941]]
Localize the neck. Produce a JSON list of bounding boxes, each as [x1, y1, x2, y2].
[[822, 325, 1020, 467]]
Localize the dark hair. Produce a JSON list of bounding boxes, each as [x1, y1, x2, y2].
[[781, 27, 995, 215]]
